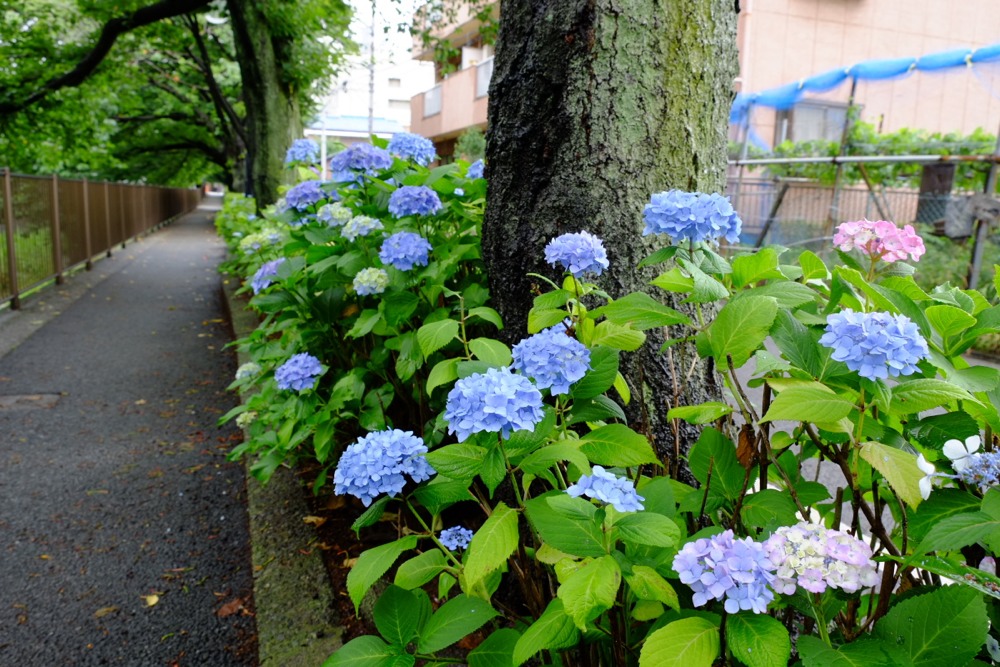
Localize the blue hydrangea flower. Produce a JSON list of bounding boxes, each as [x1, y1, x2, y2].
[[467, 160, 484, 180], [274, 353, 323, 392], [566, 466, 644, 512], [388, 186, 443, 218], [379, 232, 433, 271], [643, 190, 742, 244], [353, 267, 389, 296], [388, 132, 437, 166], [818, 310, 929, 381], [958, 451, 1000, 493], [544, 231, 609, 277], [444, 367, 545, 442], [329, 143, 393, 175], [512, 325, 591, 395], [250, 258, 285, 294], [333, 429, 435, 506], [342, 215, 384, 242], [284, 180, 326, 211], [317, 203, 353, 227], [439, 526, 474, 551], [285, 139, 320, 164], [673, 530, 776, 614]]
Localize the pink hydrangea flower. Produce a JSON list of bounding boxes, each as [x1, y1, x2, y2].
[[833, 219, 925, 263]]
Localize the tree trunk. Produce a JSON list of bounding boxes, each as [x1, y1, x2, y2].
[[227, 0, 300, 207], [482, 0, 738, 469]]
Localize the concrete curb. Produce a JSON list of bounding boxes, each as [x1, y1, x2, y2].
[[221, 276, 343, 666]]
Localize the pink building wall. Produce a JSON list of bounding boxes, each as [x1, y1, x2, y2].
[[738, 0, 1000, 143]]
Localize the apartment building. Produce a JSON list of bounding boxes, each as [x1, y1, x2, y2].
[[409, 0, 1000, 152]]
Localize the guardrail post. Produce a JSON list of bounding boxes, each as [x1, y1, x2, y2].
[[82, 178, 93, 270], [50, 174, 64, 285], [3, 168, 20, 309], [104, 181, 113, 258], [119, 184, 127, 248]]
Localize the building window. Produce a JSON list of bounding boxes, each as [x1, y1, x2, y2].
[[775, 101, 850, 144], [475, 57, 493, 99], [389, 99, 410, 111], [388, 78, 401, 88], [424, 85, 442, 117]]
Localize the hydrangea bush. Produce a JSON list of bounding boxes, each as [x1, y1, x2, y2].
[[219, 136, 1000, 666]]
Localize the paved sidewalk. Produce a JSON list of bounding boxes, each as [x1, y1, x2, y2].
[[0, 202, 257, 665]]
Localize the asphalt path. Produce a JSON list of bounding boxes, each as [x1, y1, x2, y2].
[[0, 201, 256, 666]]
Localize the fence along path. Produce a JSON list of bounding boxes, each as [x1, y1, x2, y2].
[[0, 168, 201, 309]]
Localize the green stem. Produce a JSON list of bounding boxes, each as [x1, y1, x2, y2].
[[499, 434, 525, 507], [811, 593, 832, 647], [404, 498, 464, 569]]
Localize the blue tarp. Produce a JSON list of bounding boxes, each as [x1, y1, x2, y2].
[[731, 41, 1000, 125]]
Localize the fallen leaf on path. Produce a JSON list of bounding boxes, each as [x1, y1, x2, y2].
[[302, 515, 327, 527], [216, 597, 245, 618], [134, 399, 147, 405], [142, 595, 160, 607], [94, 606, 118, 618]]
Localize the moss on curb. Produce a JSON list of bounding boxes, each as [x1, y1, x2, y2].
[[221, 275, 343, 665]]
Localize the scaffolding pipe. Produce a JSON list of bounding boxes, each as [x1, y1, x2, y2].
[[729, 154, 1000, 167]]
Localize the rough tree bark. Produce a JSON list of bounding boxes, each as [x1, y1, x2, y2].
[[483, 0, 739, 470], [226, 0, 301, 205]]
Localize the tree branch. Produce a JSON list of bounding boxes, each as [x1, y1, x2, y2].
[[0, 0, 212, 114]]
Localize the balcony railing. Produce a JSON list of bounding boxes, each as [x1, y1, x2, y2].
[[424, 84, 442, 117], [475, 57, 493, 98]]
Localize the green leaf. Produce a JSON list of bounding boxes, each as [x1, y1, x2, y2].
[[351, 496, 391, 535], [906, 489, 980, 543], [426, 358, 459, 395], [679, 259, 730, 303], [478, 445, 507, 495], [464, 502, 519, 591], [639, 617, 720, 667], [613, 512, 680, 547], [591, 291, 691, 330], [859, 441, 925, 508], [412, 479, 475, 515], [394, 551, 448, 590], [639, 246, 680, 267], [590, 320, 646, 351], [512, 599, 579, 666], [416, 319, 459, 357], [731, 248, 783, 288], [741, 489, 798, 529], [799, 250, 828, 280], [650, 267, 694, 293], [524, 494, 606, 558], [926, 304, 977, 338], [761, 383, 854, 424], [890, 379, 977, 414], [347, 536, 418, 612], [735, 281, 818, 309], [580, 424, 658, 467], [704, 295, 778, 367], [914, 511, 1000, 555], [324, 635, 395, 667], [467, 306, 503, 330], [469, 338, 512, 366], [528, 308, 569, 333], [623, 565, 679, 610], [727, 613, 791, 667], [571, 346, 619, 400], [418, 594, 498, 654], [347, 309, 382, 338], [688, 427, 746, 501], [668, 401, 733, 424], [519, 444, 591, 477], [567, 395, 628, 424], [381, 291, 419, 328], [424, 445, 486, 482], [468, 628, 520, 667], [373, 585, 420, 646], [910, 412, 981, 448], [883, 554, 1000, 601], [558, 555, 621, 630], [873, 585, 987, 667], [948, 366, 1000, 393], [798, 636, 901, 667]]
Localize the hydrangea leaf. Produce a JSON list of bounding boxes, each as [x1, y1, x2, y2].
[[668, 401, 733, 424], [323, 635, 394, 667], [731, 248, 783, 288], [858, 441, 924, 508], [760, 383, 854, 424], [613, 512, 680, 548], [889, 379, 978, 414], [906, 488, 980, 543], [468, 628, 520, 667], [650, 267, 694, 293], [394, 551, 448, 591], [704, 295, 777, 367], [418, 594, 498, 654], [519, 444, 591, 478], [512, 600, 579, 666], [528, 307, 569, 334], [350, 496, 391, 535], [467, 306, 503, 330], [424, 444, 486, 482], [524, 494, 606, 558], [580, 424, 658, 467], [688, 427, 749, 501], [416, 319, 459, 357], [347, 536, 418, 612], [590, 320, 646, 352], [556, 555, 620, 631], [913, 511, 1000, 555], [570, 346, 619, 400], [469, 338, 512, 367], [426, 358, 459, 395], [623, 565, 679, 610], [799, 250, 828, 281], [639, 617, 720, 667], [677, 259, 730, 303], [566, 395, 627, 425], [590, 292, 691, 330], [873, 584, 987, 667], [373, 585, 421, 647], [463, 502, 519, 592], [926, 304, 977, 339], [882, 555, 1000, 601], [411, 479, 475, 515], [797, 635, 902, 667], [726, 613, 791, 667]]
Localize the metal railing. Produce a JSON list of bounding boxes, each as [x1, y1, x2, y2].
[[1, 168, 201, 309]]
